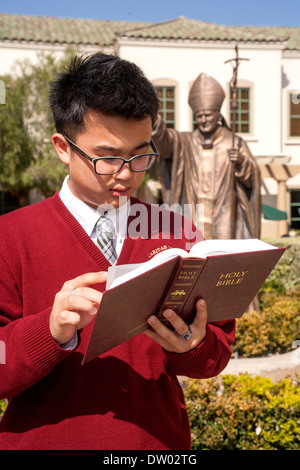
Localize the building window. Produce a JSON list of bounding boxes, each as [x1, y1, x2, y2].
[[230, 87, 251, 133], [289, 93, 300, 137], [155, 86, 176, 129], [290, 189, 300, 229]]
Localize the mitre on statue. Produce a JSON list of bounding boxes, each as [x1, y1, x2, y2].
[[188, 73, 225, 113]]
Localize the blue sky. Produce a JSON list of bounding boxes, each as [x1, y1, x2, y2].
[[1, 0, 300, 26]]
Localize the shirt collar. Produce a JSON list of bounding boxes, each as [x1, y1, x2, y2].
[[59, 176, 129, 239]]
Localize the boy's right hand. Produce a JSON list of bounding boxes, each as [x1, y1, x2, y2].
[[49, 271, 107, 346]]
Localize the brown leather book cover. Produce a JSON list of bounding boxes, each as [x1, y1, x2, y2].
[[82, 244, 285, 363]]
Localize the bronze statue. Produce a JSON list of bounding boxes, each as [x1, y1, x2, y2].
[[152, 72, 261, 240]]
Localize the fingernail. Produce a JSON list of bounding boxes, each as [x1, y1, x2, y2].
[[147, 315, 157, 326], [163, 309, 173, 319]]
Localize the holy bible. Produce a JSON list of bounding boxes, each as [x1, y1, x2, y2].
[[82, 238, 285, 363]]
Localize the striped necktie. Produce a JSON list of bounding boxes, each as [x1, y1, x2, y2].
[[96, 216, 117, 265]]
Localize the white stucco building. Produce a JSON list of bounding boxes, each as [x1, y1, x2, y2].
[[1, 13, 300, 236]]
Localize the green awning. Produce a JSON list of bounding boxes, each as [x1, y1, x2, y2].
[[262, 204, 287, 221]]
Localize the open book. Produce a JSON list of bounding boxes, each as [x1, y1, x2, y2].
[[106, 238, 279, 289], [82, 238, 285, 363]]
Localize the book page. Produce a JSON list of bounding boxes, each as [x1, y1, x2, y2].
[[107, 247, 188, 289], [189, 238, 277, 258], [106, 264, 142, 289]]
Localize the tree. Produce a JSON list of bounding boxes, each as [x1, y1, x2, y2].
[[0, 48, 76, 207], [17, 50, 77, 198], [0, 74, 34, 208]]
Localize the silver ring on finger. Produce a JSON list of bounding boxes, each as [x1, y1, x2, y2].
[[70, 287, 76, 295], [181, 326, 192, 341]]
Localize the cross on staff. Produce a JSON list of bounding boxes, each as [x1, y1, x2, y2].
[[225, 45, 249, 149]]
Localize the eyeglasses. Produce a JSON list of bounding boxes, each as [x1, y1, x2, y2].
[[63, 134, 159, 175]]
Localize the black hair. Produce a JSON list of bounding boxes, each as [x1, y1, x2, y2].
[[49, 53, 160, 138]]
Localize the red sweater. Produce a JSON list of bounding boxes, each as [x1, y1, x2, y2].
[[0, 193, 235, 450]]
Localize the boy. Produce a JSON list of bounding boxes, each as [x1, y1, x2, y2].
[[0, 53, 235, 450]]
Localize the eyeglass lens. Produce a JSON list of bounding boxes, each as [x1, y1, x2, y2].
[[95, 154, 155, 174]]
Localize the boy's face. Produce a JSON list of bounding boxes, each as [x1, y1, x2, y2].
[[54, 111, 152, 209]]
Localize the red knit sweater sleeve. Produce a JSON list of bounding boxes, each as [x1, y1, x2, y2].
[[164, 320, 235, 378], [0, 251, 71, 399]]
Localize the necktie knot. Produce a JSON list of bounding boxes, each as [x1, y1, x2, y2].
[[96, 216, 117, 265], [97, 216, 115, 239]]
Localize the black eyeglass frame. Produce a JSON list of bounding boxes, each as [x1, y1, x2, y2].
[[63, 134, 159, 175]]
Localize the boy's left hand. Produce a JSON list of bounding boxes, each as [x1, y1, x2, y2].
[[144, 299, 207, 353]]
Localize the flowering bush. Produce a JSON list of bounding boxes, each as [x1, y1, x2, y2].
[[0, 399, 7, 421], [234, 294, 300, 357], [262, 238, 300, 294], [233, 238, 300, 357], [184, 373, 300, 450]]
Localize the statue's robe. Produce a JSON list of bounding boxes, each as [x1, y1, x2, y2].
[[152, 116, 261, 240]]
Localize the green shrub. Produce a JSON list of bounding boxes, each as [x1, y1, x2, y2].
[[262, 238, 300, 295], [184, 373, 300, 450], [0, 399, 7, 421], [234, 294, 300, 357], [232, 238, 300, 358]]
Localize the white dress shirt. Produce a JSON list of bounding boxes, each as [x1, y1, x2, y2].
[[59, 176, 129, 256], [57, 176, 130, 350]]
